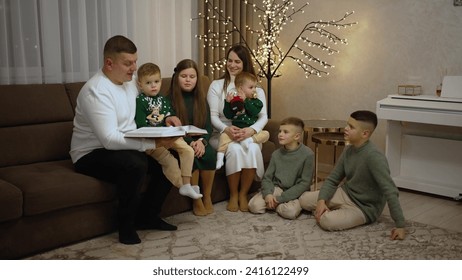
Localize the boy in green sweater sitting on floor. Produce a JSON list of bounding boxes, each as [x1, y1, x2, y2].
[[248, 117, 314, 219], [299, 110, 406, 240]]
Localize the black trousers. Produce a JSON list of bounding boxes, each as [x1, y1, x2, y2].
[[74, 149, 172, 230]]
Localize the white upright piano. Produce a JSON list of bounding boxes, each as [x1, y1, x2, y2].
[[376, 77, 462, 200]]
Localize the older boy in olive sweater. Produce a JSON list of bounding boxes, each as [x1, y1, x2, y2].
[[299, 110, 406, 240], [248, 117, 314, 219]]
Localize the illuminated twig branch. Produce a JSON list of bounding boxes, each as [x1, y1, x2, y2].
[[193, 0, 357, 117]]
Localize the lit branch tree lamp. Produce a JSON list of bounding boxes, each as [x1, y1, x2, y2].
[[193, 0, 357, 118]]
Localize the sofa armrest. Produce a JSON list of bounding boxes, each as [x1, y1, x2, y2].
[[261, 119, 280, 165], [264, 119, 280, 150]]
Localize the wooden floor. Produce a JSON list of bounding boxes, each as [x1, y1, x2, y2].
[[382, 189, 462, 233]]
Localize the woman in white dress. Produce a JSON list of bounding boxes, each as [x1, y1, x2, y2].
[[207, 45, 268, 212]]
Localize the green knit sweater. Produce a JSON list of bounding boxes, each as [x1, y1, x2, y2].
[[135, 94, 174, 128], [319, 140, 405, 228], [261, 143, 314, 203], [223, 97, 263, 128]]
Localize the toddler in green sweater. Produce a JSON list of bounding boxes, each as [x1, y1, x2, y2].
[[215, 72, 269, 169], [248, 117, 314, 219], [135, 63, 202, 200]]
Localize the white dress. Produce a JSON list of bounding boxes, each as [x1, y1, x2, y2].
[[207, 78, 268, 179]]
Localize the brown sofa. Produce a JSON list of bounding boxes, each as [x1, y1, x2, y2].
[[0, 76, 280, 259]]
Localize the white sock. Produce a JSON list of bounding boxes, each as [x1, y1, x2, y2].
[[179, 184, 203, 199], [240, 137, 254, 150], [192, 185, 200, 194], [216, 152, 224, 170]]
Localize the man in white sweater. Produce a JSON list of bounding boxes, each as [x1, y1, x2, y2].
[[70, 35, 178, 245]]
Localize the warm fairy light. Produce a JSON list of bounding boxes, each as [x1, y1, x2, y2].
[[192, 0, 357, 79]]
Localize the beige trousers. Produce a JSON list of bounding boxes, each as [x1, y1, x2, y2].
[[146, 138, 194, 188], [298, 188, 366, 231], [217, 130, 270, 153], [248, 186, 302, 220]]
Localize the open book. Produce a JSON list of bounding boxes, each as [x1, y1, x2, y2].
[[124, 125, 207, 138]]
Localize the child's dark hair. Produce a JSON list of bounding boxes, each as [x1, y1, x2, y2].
[[281, 117, 305, 132], [350, 110, 378, 129], [137, 63, 161, 80]]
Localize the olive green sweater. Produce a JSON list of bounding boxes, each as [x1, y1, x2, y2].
[[261, 143, 314, 203], [319, 140, 405, 228]]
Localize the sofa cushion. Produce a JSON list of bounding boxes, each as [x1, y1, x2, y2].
[[0, 160, 116, 216], [64, 82, 86, 114], [0, 122, 73, 167], [0, 179, 22, 222], [0, 84, 74, 127], [0, 83, 76, 167]]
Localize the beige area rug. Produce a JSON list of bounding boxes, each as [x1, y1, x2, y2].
[[27, 201, 462, 260]]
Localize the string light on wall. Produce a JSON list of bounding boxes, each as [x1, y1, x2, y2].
[[193, 0, 357, 117]]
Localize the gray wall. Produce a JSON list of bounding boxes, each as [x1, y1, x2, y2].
[[267, 0, 462, 151]]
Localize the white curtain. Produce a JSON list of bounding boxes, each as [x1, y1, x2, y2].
[[0, 0, 194, 85], [133, 0, 193, 77]]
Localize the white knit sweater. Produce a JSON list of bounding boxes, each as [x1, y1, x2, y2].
[[70, 70, 155, 163]]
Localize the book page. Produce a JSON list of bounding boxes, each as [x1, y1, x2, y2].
[[182, 125, 207, 135], [124, 125, 207, 138], [124, 127, 185, 138]]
